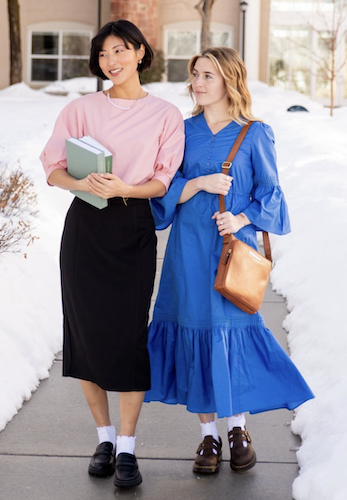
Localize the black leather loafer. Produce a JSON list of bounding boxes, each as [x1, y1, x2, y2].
[[114, 452, 142, 487], [88, 442, 115, 477]]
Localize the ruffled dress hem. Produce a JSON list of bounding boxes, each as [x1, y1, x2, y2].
[[145, 318, 314, 418]]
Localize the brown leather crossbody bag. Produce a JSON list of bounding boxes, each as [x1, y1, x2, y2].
[[214, 122, 272, 314]]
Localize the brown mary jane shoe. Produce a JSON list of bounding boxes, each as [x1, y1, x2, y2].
[[193, 435, 222, 474], [228, 427, 256, 472]]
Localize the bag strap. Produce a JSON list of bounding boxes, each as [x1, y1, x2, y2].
[[219, 121, 272, 262]]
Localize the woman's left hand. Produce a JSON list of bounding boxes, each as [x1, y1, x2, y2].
[[212, 211, 250, 236], [87, 173, 130, 199]]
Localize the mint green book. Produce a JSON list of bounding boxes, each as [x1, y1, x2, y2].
[[78, 136, 113, 174], [65, 137, 113, 210]]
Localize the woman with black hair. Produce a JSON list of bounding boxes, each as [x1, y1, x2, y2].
[[40, 20, 184, 487]]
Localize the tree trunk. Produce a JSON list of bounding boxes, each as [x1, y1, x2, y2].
[[8, 0, 22, 85], [196, 0, 215, 51]]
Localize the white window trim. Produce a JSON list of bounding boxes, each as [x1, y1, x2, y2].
[[164, 30, 200, 60], [164, 21, 234, 57], [27, 22, 93, 85], [270, 16, 347, 105], [163, 21, 234, 81]]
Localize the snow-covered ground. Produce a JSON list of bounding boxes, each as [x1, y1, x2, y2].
[[0, 78, 346, 500]]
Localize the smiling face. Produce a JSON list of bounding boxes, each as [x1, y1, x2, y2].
[[98, 35, 144, 87], [191, 57, 229, 109]]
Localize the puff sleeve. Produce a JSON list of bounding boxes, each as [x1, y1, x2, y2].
[[242, 123, 291, 235], [39, 100, 84, 183], [152, 106, 185, 191]]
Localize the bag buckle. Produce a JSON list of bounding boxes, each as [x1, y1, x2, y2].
[[223, 248, 232, 264], [222, 161, 232, 169]]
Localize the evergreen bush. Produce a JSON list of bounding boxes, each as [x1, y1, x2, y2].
[[140, 49, 166, 85]]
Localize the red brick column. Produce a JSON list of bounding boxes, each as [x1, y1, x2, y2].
[[110, 0, 159, 47]]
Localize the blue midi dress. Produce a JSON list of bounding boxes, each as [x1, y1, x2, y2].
[[144, 115, 314, 418]]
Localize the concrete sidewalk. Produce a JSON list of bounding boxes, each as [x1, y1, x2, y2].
[[0, 229, 300, 500]]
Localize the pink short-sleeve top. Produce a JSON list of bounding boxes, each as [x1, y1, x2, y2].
[[40, 91, 185, 191]]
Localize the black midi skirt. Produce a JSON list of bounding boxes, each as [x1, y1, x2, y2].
[[60, 197, 157, 391]]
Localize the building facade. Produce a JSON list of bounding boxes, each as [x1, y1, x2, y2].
[[269, 0, 347, 106], [0, 0, 268, 90]]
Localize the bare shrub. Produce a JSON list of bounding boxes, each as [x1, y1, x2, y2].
[[0, 164, 39, 255]]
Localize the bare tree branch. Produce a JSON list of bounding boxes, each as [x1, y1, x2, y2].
[[195, 0, 204, 16], [292, 0, 347, 116]]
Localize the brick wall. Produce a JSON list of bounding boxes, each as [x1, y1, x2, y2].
[[110, 0, 159, 47]]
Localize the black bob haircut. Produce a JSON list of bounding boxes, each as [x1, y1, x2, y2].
[[89, 19, 153, 80]]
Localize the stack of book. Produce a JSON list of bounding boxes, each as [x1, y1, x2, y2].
[[65, 136, 113, 210]]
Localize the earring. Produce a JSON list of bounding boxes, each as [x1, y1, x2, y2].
[[138, 60, 142, 64]]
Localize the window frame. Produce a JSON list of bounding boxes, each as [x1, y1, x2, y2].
[[163, 25, 233, 82], [28, 28, 93, 84], [270, 4, 347, 105]]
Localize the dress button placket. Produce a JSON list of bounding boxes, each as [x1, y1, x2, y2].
[[207, 139, 214, 170]]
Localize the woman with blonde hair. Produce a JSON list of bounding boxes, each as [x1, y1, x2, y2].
[[145, 47, 313, 474]]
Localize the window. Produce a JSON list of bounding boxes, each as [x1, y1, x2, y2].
[[30, 30, 92, 82], [210, 32, 231, 47], [166, 29, 232, 82], [270, 1, 347, 104], [167, 31, 198, 57], [272, 0, 335, 13], [269, 27, 311, 94], [315, 31, 333, 98], [166, 30, 199, 82]]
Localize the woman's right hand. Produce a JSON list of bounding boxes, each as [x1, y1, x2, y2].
[[77, 177, 91, 192], [199, 173, 232, 196], [178, 173, 232, 204]]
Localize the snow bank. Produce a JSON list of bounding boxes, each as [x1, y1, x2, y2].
[[0, 78, 346, 499]]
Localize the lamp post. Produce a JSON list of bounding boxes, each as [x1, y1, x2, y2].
[[97, 0, 103, 91], [239, 1, 248, 62]]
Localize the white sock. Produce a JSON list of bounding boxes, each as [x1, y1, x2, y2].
[[227, 414, 247, 448], [200, 421, 219, 441], [116, 435, 136, 457], [200, 422, 219, 454], [97, 425, 116, 449], [227, 413, 246, 432]]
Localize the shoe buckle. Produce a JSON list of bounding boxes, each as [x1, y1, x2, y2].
[[244, 430, 252, 443], [196, 441, 206, 453]]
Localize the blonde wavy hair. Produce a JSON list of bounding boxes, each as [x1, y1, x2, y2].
[[187, 47, 259, 124]]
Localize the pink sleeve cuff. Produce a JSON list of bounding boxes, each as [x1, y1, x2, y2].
[[45, 164, 67, 185], [152, 172, 172, 191]]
